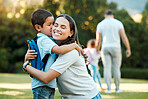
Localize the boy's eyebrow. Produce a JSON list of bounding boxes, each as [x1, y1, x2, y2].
[[48, 21, 53, 24]]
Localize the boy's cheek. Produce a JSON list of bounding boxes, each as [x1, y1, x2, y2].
[[49, 32, 52, 37]]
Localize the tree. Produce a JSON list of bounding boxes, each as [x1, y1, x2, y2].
[[140, 1, 148, 68]]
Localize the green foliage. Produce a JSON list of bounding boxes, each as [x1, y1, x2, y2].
[[121, 68, 148, 80], [0, 8, 35, 72], [99, 67, 148, 80], [0, 48, 8, 72], [0, 0, 148, 72], [140, 2, 148, 68]]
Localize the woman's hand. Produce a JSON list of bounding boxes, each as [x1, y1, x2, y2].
[[23, 61, 29, 71], [24, 50, 37, 62]]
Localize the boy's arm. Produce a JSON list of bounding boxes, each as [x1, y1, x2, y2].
[[52, 43, 83, 55]]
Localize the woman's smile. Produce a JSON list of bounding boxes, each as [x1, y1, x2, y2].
[[53, 30, 62, 36]]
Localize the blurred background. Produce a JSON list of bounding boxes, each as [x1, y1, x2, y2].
[[0, 0, 148, 80]]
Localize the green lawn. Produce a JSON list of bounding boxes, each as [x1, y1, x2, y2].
[[0, 73, 148, 99]]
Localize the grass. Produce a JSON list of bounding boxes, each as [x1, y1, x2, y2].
[[0, 73, 148, 99]]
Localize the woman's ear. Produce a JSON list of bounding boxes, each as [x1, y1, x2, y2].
[[69, 30, 74, 37], [34, 24, 41, 32]]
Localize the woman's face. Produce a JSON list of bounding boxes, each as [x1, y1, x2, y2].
[[52, 17, 73, 41]]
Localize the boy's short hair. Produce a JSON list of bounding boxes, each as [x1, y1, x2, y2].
[[105, 10, 113, 15], [31, 9, 53, 28]]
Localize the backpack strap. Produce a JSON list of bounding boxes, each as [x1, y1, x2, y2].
[[33, 36, 38, 43], [42, 54, 50, 71], [35, 36, 50, 71]]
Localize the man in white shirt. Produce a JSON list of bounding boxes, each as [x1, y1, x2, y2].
[[96, 10, 131, 93]]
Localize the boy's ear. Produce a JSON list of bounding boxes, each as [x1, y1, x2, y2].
[[34, 24, 41, 32], [69, 30, 74, 37]]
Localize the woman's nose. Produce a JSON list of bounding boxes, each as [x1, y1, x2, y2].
[[56, 26, 60, 31]]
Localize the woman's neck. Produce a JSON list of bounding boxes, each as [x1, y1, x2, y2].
[[55, 40, 64, 46]]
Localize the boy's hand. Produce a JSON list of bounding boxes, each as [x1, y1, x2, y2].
[[74, 44, 84, 56], [24, 50, 37, 62]]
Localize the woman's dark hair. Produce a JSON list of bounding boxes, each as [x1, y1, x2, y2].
[[56, 14, 87, 63], [56, 14, 80, 46], [31, 9, 53, 29]]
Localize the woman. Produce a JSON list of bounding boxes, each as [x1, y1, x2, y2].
[[23, 14, 101, 99]]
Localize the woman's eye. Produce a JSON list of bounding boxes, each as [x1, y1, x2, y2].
[[61, 26, 66, 29], [54, 24, 58, 27]]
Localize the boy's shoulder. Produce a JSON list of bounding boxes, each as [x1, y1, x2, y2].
[[37, 33, 50, 39], [37, 33, 54, 43]]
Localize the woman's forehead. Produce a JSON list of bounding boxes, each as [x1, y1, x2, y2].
[[55, 17, 69, 26]]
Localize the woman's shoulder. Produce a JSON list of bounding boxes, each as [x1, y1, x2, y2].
[[58, 49, 80, 63], [59, 49, 80, 59], [65, 49, 79, 56]]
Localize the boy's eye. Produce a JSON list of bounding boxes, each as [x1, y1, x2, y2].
[[48, 23, 51, 26]]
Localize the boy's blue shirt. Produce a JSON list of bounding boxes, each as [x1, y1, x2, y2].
[[32, 33, 57, 89]]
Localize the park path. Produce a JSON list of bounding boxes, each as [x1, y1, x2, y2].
[[98, 83, 148, 92], [0, 83, 31, 89], [0, 83, 148, 92]]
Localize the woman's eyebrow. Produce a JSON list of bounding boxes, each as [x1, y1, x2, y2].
[[61, 24, 67, 27]]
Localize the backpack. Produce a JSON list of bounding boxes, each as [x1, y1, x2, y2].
[[27, 36, 50, 77]]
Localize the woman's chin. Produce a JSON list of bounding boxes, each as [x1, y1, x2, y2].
[[53, 36, 60, 40]]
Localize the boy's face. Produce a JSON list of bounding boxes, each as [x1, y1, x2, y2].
[[40, 16, 54, 37]]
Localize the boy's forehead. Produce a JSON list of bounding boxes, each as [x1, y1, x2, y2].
[[48, 16, 54, 20], [51, 16, 54, 20], [45, 16, 54, 23]]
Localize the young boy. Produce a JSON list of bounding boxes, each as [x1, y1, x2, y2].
[[25, 9, 82, 99]]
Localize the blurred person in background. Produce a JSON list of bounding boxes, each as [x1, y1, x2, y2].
[[96, 10, 131, 93], [84, 39, 105, 91]]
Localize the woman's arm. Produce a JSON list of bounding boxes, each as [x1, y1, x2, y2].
[[24, 50, 37, 62], [23, 50, 78, 83], [23, 61, 60, 84], [23, 50, 78, 84]]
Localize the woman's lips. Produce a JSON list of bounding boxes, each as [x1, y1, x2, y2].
[[54, 33, 61, 36]]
